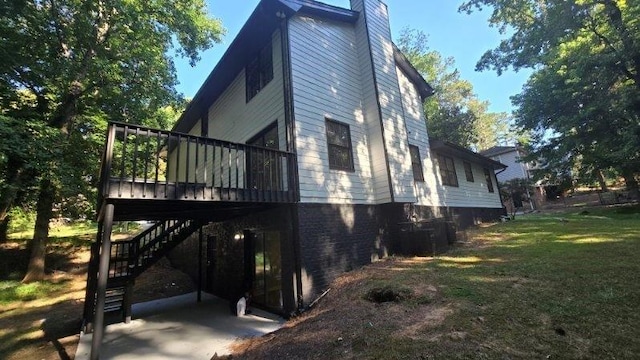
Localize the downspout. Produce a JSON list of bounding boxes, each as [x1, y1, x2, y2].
[[280, 16, 304, 312]]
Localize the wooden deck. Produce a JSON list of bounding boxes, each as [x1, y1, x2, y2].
[[97, 122, 298, 221]]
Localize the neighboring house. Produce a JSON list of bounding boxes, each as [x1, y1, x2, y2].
[[84, 0, 507, 351], [480, 145, 544, 209]]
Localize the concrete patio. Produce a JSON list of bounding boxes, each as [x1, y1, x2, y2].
[[75, 292, 284, 359]]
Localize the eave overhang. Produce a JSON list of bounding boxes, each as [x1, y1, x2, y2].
[[393, 44, 435, 101]]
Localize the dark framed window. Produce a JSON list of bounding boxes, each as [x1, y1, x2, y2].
[[325, 118, 354, 171], [463, 161, 474, 182], [484, 168, 495, 193], [247, 122, 278, 149], [409, 145, 424, 182], [246, 42, 274, 102], [247, 122, 280, 190], [437, 154, 458, 187]]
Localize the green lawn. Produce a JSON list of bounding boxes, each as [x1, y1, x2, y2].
[[236, 205, 640, 359], [370, 206, 640, 358]]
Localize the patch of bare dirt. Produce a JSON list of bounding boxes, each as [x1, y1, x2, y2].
[[227, 257, 453, 360], [0, 242, 195, 360]]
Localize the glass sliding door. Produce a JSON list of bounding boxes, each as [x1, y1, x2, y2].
[[251, 231, 282, 309]]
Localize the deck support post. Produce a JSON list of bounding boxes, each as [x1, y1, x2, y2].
[[123, 281, 133, 323], [90, 203, 115, 360], [197, 226, 203, 302]]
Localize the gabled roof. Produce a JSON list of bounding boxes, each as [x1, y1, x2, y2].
[[174, 0, 433, 134], [479, 146, 518, 158], [174, 0, 359, 133], [430, 139, 507, 170]]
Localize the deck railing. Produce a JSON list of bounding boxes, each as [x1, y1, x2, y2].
[[98, 122, 298, 203]]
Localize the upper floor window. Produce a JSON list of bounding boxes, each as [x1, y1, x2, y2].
[[437, 154, 458, 187], [246, 42, 273, 102], [463, 161, 474, 182], [409, 145, 424, 182], [484, 168, 495, 193], [325, 119, 354, 171]]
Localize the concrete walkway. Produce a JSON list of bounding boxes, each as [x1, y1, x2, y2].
[[75, 292, 284, 359]]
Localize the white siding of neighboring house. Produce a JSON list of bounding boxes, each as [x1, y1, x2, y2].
[[168, 30, 286, 189], [289, 15, 376, 204], [492, 150, 528, 183], [351, 0, 416, 203], [396, 66, 502, 209]]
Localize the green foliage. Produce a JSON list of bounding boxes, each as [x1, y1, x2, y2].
[[6, 207, 36, 234], [397, 29, 515, 149], [0, 0, 223, 231], [461, 0, 640, 193], [0, 280, 66, 304]]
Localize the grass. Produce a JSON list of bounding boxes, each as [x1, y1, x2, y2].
[[235, 205, 640, 359], [0, 280, 70, 305], [365, 206, 640, 358]]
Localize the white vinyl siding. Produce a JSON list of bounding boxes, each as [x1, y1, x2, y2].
[[432, 159, 503, 208], [492, 150, 529, 183], [205, 30, 285, 150], [170, 30, 286, 189], [289, 15, 376, 204], [397, 66, 502, 209], [396, 67, 441, 206], [352, 0, 416, 203], [352, 1, 392, 203]]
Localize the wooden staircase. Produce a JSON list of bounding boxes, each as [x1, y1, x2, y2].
[[82, 219, 202, 332]]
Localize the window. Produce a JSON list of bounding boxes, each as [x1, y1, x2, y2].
[[437, 154, 458, 187], [246, 42, 273, 102], [325, 119, 354, 171], [409, 145, 424, 182], [463, 161, 474, 182], [247, 123, 280, 190], [484, 168, 495, 193]]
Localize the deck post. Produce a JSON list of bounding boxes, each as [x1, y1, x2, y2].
[[197, 226, 203, 302], [90, 203, 115, 360], [123, 281, 133, 323]]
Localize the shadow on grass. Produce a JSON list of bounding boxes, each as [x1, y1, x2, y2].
[[0, 235, 92, 280], [0, 295, 84, 360], [401, 212, 640, 358]]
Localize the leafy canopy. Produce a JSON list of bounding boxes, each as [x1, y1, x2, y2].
[[0, 0, 223, 219], [397, 28, 514, 150], [461, 0, 640, 189]]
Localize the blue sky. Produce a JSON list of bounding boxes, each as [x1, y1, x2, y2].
[[174, 0, 531, 115]]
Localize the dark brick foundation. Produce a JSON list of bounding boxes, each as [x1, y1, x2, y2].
[[296, 203, 388, 303], [169, 202, 504, 313]]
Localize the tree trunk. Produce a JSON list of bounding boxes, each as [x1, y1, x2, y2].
[[0, 217, 9, 243], [22, 179, 55, 283], [596, 169, 608, 192], [0, 158, 24, 222], [622, 171, 639, 200]]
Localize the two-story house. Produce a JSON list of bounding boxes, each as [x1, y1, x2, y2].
[[84, 0, 507, 343], [480, 145, 545, 210]]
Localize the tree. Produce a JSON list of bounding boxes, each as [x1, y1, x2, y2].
[[461, 0, 640, 197], [0, 0, 224, 282], [397, 29, 513, 149]]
